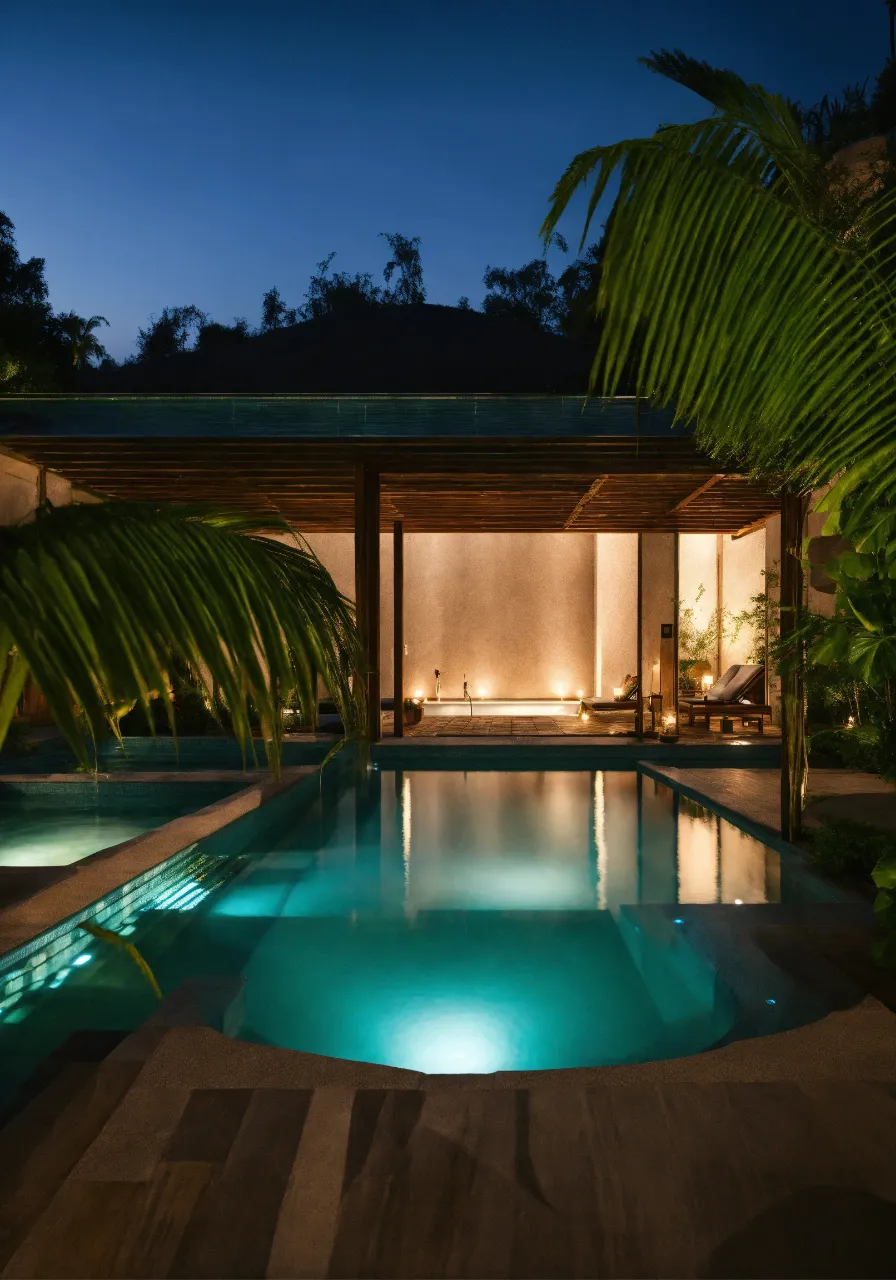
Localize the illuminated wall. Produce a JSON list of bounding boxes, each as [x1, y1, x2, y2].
[[594, 533, 638, 697], [720, 526, 766, 671], [304, 531, 595, 700]]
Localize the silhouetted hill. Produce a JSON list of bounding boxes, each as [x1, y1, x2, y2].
[[85, 305, 599, 393]]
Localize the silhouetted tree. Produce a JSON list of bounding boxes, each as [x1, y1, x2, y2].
[[260, 287, 297, 331], [456, 295, 473, 310], [301, 253, 381, 319], [481, 234, 569, 332], [136, 305, 207, 359], [55, 313, 109, 369], [196, 318, 252, 351], [0, 212, 67, 388], [380, 232, 425, 305]]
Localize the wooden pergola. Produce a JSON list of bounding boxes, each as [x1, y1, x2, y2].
[[0, 394, 784, 746]]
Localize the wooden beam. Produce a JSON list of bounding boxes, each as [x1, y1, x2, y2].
[[393, 521, 404, 738], [354, 464, 381, 743], [636, 533, 644, 739], [669, 473, 725, 513], [779, 491, 807, 841], [732, 515, 768, 540], [564, 475, 608, 529]]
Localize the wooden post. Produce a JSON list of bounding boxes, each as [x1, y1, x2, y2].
[[716, 533, 723, 679], [354, 464, 381, 743], [673, 533, 680, 723], [779, 490, 807, 841], [393, 520, 404, 738], [636, 533, 644, 738]]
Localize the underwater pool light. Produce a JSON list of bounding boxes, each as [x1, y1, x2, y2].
[[766, 998, 777, 1005], [73, 953, 92, 967], [673, 918, 684, 925]]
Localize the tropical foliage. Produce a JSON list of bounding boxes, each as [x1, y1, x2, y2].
[[0, 213, 110, 389], [540, 48, 896, 529], [1, 501, 363, 772]]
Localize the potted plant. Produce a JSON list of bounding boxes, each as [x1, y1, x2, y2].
[[403, 697, 424, 726]]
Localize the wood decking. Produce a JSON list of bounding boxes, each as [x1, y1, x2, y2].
[[2, 1001, 896, 1279]]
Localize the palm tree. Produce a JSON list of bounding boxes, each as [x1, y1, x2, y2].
[[541, 50, 896, 836], [0, 501, 363, 772], [56, 312, 110, 369]]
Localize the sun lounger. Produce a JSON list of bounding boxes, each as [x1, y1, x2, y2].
[[679, 664, 771, 730]]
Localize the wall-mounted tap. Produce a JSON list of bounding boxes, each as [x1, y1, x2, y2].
[[463, 674, 473, 716]]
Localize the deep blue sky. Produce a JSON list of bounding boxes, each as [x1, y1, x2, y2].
[[2, 0, 889, 360]]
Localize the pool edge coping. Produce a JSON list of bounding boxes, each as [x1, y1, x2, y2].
[[0, 766, 317, 960]]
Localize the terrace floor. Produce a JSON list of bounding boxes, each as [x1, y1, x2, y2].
[[385, 710, 782, 739], [2, 992, 896, 1280]]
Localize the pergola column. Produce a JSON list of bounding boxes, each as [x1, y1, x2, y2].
[[393, 520, 404, 738], [354, 463, 381, 743], [779, 490, 807, 840]]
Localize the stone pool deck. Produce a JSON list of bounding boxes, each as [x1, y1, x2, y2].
[[2, 988, 896, 1279], [645, 765, 896, 840]]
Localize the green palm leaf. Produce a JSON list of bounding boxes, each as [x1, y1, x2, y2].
[[541, 50, 896, 521], [0, 501, 364, 772]]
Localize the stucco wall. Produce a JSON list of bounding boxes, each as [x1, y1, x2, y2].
[[594, 533, 637, 697], [640, 532, 676, 699], [305, 531, 595, 701], [721, 527, 766, 671], [0, 449, 97, 525], [679, 533, 718, 668]]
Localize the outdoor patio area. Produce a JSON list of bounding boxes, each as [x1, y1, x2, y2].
[[386, 710, 781, 739]]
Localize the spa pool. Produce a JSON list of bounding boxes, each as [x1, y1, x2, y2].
[[0, 780, 245, 867], [0, 765, 845, 1099]]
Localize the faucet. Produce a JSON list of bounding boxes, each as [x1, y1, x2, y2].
[[463, 674, 473, 716]]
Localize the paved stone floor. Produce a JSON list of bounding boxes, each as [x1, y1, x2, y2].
[[386, 711, 780, 739], [2, 998, 896, 1279], [648, 766, 896, 839]]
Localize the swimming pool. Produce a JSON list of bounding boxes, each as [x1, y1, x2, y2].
[[0, 765, 845, 1098], [0, 780, 246, 867]]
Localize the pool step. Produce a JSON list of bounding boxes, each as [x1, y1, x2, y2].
[[0, 1034, 141, 1272]]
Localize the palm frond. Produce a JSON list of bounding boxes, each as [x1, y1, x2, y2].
[[0, 502, 364, 772], [542, 49, 896, 517]]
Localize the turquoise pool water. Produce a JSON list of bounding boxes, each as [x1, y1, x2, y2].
[[0, 781, 244, 867], [0, 764, 833, 1097]]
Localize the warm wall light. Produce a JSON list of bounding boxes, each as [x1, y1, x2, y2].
[[576, 688, 584, 699], [477, 687, 488, 699], [556, 686, 566, 699], [613, 687, 623, 698], [701, 673, 713, 691], [414, 688, 424, 698]]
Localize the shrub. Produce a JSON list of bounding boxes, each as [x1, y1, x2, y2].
[[808, 724, 888, 774], [807, 817, 894, 880]]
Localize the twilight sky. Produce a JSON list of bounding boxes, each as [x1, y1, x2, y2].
[[2, 0, 890, 360]]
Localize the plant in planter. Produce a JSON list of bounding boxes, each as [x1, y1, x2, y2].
[[403, 697, 424, 725], [678, 585, 726, 693]]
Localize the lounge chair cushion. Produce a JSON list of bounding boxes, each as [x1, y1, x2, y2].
[[715, 663, 763, 703], [704, 665, 740, 701]]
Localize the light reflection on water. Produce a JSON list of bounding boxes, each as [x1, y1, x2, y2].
[[0, 770, 789, 1078], [221, 770, 782, 1071]]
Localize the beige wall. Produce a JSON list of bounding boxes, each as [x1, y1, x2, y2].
[[0, 449, 99, 526], [721, 526, 766, 671], [305, 531, 595, 700], [595, 533, 637, 697], [679, 533, 718, 656], [640, 532, 676, 699], [404, 533, 594, 700]]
